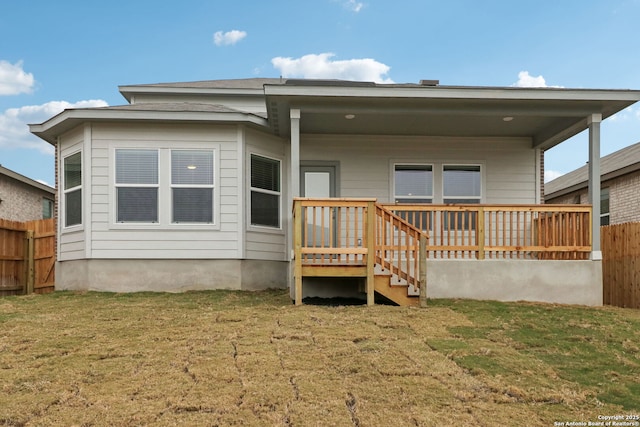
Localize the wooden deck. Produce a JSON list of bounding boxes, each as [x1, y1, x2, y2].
[[292, 199, 592, 306]]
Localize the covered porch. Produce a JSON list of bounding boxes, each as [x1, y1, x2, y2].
[[262, 80, 640, 305]]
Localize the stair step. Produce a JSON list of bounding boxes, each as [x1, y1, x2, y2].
[[373, 275, 419, 307]]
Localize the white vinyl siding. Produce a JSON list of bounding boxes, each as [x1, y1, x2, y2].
[[244, 128, 287, 261], [88, 123, 239, 259], [59, 126, 86, 261], [301, 135, 535, 204]]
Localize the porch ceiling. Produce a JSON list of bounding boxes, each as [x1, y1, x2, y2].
[[265, 83, 640, 150]]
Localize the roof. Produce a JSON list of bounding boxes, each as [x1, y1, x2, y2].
[[264, 81, 640, 147], [29, 102, 269, 145], [0, 165, 55, 194], [123, 78, 285, 90], [545, 141, 640, 199], [30, 77, 640, 150]]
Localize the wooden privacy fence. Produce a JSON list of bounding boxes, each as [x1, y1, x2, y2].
[[602, 222, 640, 309], [0, 218, 55, 296]]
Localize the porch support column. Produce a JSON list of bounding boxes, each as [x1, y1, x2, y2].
[[290, 109, 301, 199], [290, 109, 301, 304], [588, 113, 602, 259]]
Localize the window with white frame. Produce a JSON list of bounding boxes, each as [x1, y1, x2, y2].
[[600, 187, 610, 226], [443, 165, 481, 204], [63, 152, 82, 227], [115, 149, 159, 223], [250, 154, 281, 228], [443, 165, 481, 229], [394, 164, 433, 203], [171, 150, 214, 223]]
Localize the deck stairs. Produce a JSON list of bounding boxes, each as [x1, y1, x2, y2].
[[293, 199, 427, 307]]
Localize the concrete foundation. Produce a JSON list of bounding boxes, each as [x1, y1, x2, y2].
[[426, 259, 603, 306], [293, 259, 603, 306], [56, 259, 288, 292]]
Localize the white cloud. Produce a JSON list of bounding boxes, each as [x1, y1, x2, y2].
[[344, 0, 364, 12], [271, 53, 393, 83], [544, 169, 564, 182], [513, 71, 563, 88], [213, 30, 247, 46], [0, 99, 108, 154], [0, 60, 35, 96]]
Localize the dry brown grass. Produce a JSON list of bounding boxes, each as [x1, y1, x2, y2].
[[1, 290, 638, 426]]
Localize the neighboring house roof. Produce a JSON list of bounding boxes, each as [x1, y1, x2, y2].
[[0, 165, 55, 195], [545, 141, 640, 199]]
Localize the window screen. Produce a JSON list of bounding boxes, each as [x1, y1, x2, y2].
[[63, 152, 82, 227], [250, 154, 281, 228], [116, 149, 158, 223], [171, 150, 214, 223], [394, 165, 433, 202]]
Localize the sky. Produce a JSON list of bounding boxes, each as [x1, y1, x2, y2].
[[1, 0, 640, 188]]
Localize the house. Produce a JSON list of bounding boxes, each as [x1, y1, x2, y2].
[[29, 78, 640, 306], [545, 141, 640, 225], [0, 165, 55, 221]]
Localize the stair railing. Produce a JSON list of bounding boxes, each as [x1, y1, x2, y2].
[[375, 204, 427, 299]]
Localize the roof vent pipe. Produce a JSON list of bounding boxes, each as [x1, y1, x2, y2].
[[419, 80, 439, 86]]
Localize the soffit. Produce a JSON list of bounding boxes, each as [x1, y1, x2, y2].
[[265, 85, 640, 150]]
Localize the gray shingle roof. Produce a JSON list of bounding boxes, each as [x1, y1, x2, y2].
[[545, 141, 640, 197], [95, 102, 267, 119], [126, 78, 285, 90]]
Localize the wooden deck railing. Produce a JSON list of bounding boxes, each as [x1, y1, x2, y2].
[[292, 198, 427, 305], [381, 204, 592, 260], [292, 198, 377, 305]]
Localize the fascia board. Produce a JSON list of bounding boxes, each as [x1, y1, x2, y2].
[[29, 109, 269, 145], [119, 85, 265, 102], [264, 84, 640, 102]]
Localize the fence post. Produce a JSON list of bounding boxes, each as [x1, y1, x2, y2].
[[419, 235, 427, 308], [24, 230, 35, 295]]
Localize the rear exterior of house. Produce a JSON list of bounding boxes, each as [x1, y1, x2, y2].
[[545, 141, 640, 225], [30, 78, 640, 305], [0, 165, 55, 221]]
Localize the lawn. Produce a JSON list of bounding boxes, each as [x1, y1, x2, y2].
[[1, 290, 639, 426]]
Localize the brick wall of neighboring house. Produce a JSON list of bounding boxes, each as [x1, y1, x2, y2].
[[0, 175, 54, 221], [546, 169, 640, 225]]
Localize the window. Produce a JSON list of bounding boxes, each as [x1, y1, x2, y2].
[[443, 165, 481, 204], [600, 187, 610, 226], [42, 198, 54, 219], [250, 154, 281, 228], [394, 164, 433, 203], [171, 150, 214, 223], [63, 152, 82, 227], [115, 149, 158, 223], [443, 165, 481, 229]]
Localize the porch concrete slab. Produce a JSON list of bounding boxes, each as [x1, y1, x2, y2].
[[427, 259, 603, 306]]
